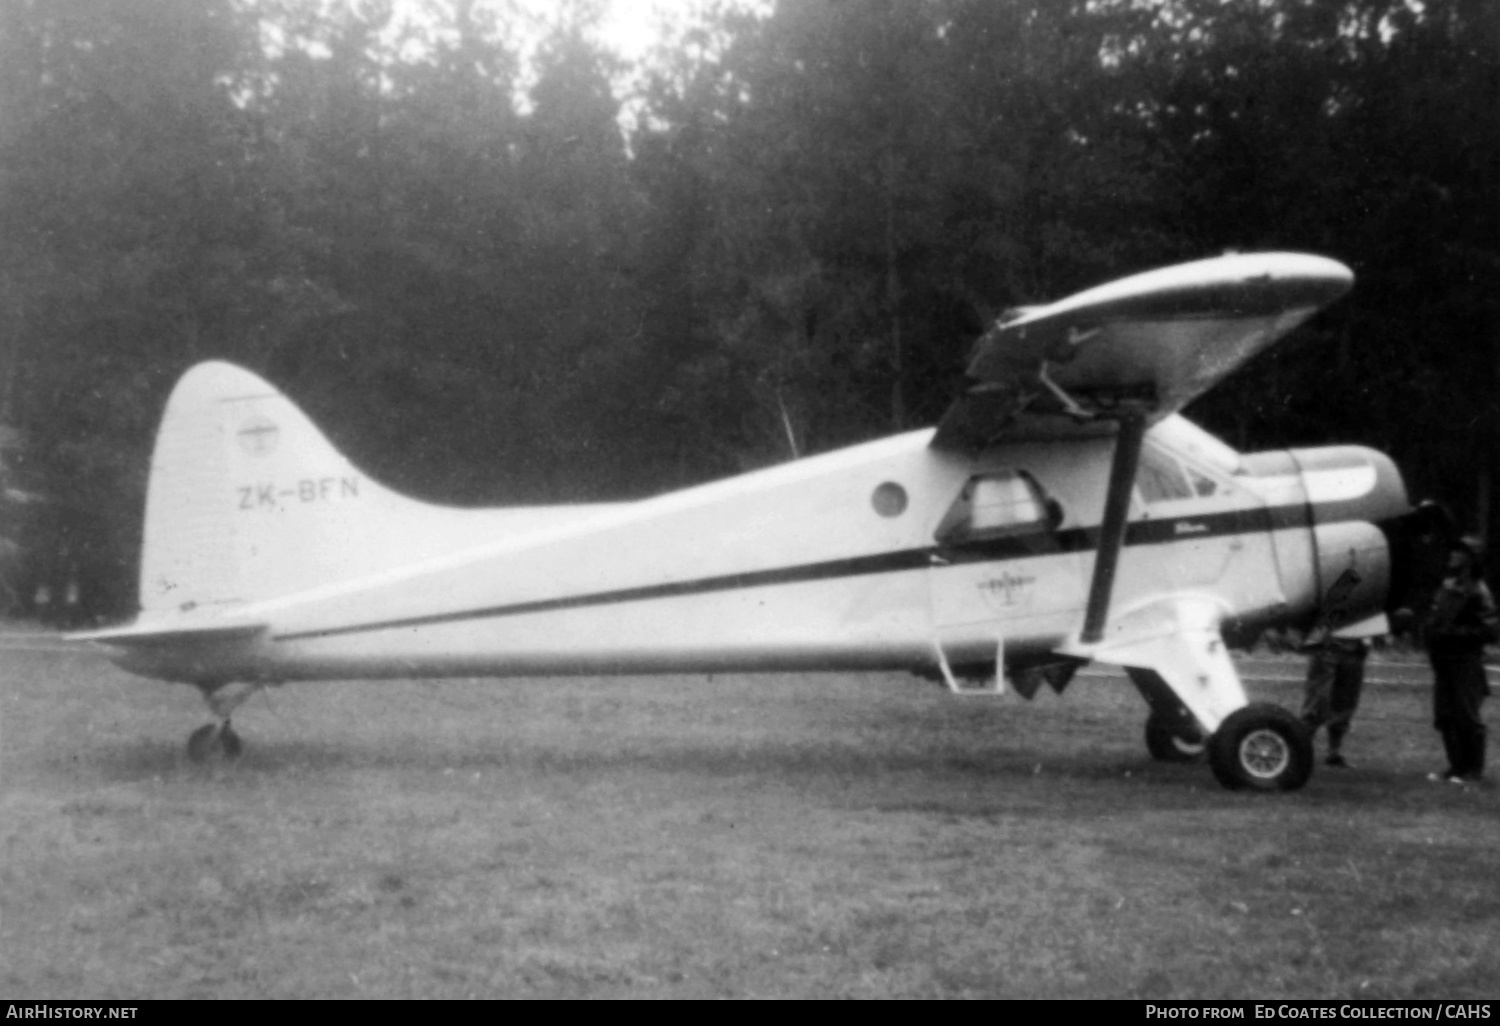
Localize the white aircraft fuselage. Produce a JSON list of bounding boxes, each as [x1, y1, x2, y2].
[[107, 381, 1404, 688], [84, 252, 1414, 790]]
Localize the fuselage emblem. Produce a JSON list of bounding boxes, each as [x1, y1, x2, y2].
[[977, 570, 1038, 609], [237, 416, 280, 457]]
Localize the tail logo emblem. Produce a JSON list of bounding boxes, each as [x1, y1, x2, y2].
[[237, 416, 280, 457]]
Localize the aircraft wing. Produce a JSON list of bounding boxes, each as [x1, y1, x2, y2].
[[933, 252, 1353, 450]]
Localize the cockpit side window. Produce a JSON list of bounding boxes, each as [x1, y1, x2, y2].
[[1136, 445, 1195, 504], [1185, 466, 1219, 498], [936, 470, 1059, 545]]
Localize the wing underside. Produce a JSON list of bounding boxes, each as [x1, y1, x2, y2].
[[933, 252, 1353, 451]]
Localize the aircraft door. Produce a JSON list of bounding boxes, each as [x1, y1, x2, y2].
[[927, 469, 1085, 674]]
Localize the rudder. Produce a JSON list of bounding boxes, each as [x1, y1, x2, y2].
[[140, 362, 417, 614]]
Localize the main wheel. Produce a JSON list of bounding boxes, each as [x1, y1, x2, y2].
[[1145, 714, 1206, 763], [1207, 703, 1313, 792]]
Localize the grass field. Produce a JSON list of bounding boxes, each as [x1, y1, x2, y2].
[[3, 628, 1498, 999]]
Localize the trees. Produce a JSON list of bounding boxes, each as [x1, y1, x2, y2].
[[0, 0, 262, 609], [632, 0, 1174, 470], [1, 0, 1494, 613], [1135, 0, 1499, 548]]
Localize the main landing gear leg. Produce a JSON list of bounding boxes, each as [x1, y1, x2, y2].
[[187, 682, 260, 762]]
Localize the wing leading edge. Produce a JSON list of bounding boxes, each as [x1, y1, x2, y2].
[[933, 252, 1353, 451]]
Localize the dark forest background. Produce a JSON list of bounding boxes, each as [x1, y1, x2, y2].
[[0, 0, 1495, 618]]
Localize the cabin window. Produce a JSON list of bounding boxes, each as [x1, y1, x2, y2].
[[1186, 466, 1219, 498], [1136, 445, 1195, 504], [935, 470, 1056, 544], [871, 481, 908, 518]]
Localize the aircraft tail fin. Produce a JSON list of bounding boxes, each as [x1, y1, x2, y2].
[[139, 362, 611, 618], [139, 362, 425, 615]]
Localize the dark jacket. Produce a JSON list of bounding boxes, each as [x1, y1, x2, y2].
[[1424, 578, 1500, 657]]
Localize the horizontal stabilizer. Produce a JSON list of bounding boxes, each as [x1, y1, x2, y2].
[[71, 620, 266, 648]]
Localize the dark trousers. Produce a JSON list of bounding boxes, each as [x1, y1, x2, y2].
[[1430, 652, 1490, 778], [1302, 646, 1366, 752]]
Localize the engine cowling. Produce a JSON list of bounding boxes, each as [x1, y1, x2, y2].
[[1243, 445, 1410, 633]]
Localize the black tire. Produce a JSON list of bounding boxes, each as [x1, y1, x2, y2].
[[1145, 714, 1206, 763], [1208, 703, 1314, 792], [186, 724, 218, 763], [186, 722, 243, 761]]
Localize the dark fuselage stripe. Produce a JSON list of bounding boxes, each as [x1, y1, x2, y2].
[[273, 501, 1318, 643]]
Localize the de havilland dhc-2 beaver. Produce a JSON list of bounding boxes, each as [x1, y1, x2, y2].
[[78, 251, 1425, 791]]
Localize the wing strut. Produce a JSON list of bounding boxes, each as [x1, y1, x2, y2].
[[1081, 409, 1147, 643]]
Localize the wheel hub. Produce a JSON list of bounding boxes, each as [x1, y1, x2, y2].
[[1239, 728, 1292, 779]]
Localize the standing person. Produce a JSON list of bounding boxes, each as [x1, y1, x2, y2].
[[1424, 536, 1499, 784], [1301, 628, 1371, 768]]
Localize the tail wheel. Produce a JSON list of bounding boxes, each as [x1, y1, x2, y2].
[[1208, 703, 1313, 792], [220, 721, 243, 759], [186, 722, 243, 762], [1145, 714, 1206, 763], [186, 724, 218, 762]]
